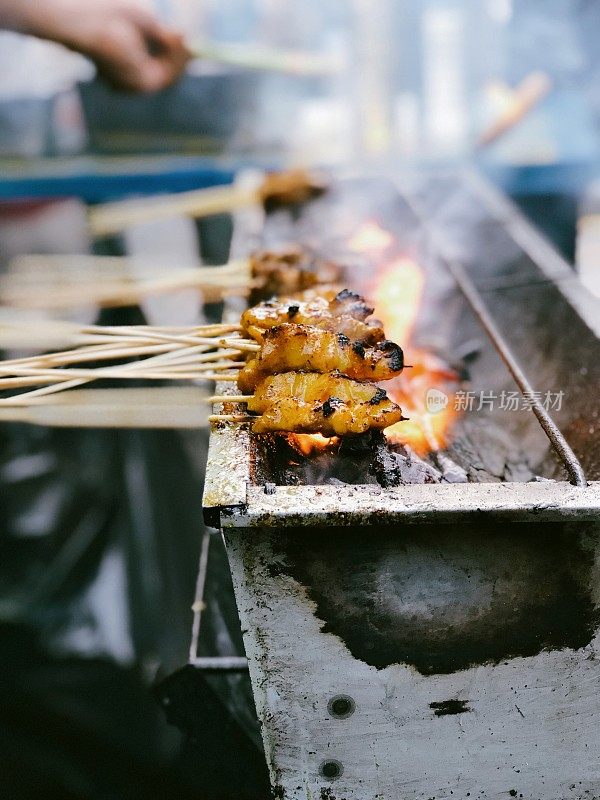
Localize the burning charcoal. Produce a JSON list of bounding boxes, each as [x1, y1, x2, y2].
[[370, 441, 442, 487], [339, 430, 384, 456], [251, 431, 381, 486]]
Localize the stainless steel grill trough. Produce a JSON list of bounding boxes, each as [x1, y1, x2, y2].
[[203, 169, 600, 800]]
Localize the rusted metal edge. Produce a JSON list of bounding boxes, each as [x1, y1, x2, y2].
[[223, 481, 600, 527]]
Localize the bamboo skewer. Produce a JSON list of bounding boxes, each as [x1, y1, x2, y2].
[[0, 316, 261, 412], [189, 41, 342, 77], [0, 388, 210, 429], [0, 317, 242, 351], [89, 185, 260, 237], [0, 329, 250, 404], [1, 257, 253, 310], [477, 71, 552, 149], [87, 169, 326, 237]]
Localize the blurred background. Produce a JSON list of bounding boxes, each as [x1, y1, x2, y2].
[[0, 1, 599, 798]]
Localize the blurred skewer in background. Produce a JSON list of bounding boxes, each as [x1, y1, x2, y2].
[[88, 169, 327, 237], [0, 255, 254, 309], [190, 40, 342, 77], [477, 71, 553, 150]]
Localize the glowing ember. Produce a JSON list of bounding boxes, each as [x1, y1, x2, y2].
[[347, 220, 395, 254], [288, 433, 338, 457]]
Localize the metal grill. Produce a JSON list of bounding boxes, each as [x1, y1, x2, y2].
[[204, 169, 600, 527], [200, 169, 600, 800]]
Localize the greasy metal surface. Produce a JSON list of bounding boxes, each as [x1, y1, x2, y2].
[[464, 169, 600, 339], [442, 258, 587, 486], [226, 520, 600, 799], [226, 481, 600, 527], [202, 418, 250, 515], [405, 170, 600, 481]]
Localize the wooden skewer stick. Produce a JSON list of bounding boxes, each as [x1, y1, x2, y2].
[[189, 41, 342, 77], [216, 338, 260, 352], [0, 361, 241, 391], [7, 254, 249, 276], [209, 395, 252, 404], [0, 346, 239, 378], [88, 170, 327, 237], [208, 414, 256, 423], [1, 264, 255, 310], [0, 388, 210, 429], [477, 71, 552, 149], [0, 320, 243, 350], [0, 333, 253, 372]]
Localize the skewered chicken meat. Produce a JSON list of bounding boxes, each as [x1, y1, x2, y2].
[[292, 284, 345, 302], [237, 323, 404, 393], [251, 247, 343, 300], [246, 372, 404, 435], [258, 169, 327, 210], [241, 290, 384, 344]]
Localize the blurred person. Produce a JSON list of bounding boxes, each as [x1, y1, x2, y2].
[[0, 0, 189, 92]]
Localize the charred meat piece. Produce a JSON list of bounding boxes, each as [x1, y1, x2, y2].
[[247, 372, 404, 435], [237, 323, 404, 393], [258, 169, 327, 211], [328, 288, 374, 320], [250, 247, 342, 300], [241, 291, 384, 344], [292, 284, 345, 302]]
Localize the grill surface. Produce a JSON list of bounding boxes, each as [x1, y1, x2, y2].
[[202, 169, 600, 800], [204, 169, 600, 526]]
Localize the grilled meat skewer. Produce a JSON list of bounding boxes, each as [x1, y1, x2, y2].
[[237, 323, 404, 393], [246, 372, 404, 435], [241, 289, 384, 344], [250, 247, 342, 300]]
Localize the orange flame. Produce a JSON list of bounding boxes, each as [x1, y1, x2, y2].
[[289, 433, 338, 456], [349, 220, 460, 456]]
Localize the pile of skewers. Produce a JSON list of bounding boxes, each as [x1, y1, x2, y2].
[[0, 170, 327, 313], [0, 256, 255, 310], [0, 248, 408, 436], [211, 279, 407, 435], [0, 167, 410, 437]]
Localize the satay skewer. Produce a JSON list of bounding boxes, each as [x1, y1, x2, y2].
[[209, 395, 253, 404], [0, 318, 242, 350], [1, 258, 255, 310], [87, 170, 326, 237], [0, 388, 210, 429]]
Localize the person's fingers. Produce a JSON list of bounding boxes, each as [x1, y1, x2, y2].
[[92, 15, 188, 93]]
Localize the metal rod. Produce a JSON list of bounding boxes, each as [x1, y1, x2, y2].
[[401, 180, 587, 488], [445, 259, 587, 487], [188, 528, 211, 663], [190, 656, 249, 671]]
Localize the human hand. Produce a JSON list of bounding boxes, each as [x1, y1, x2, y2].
[[8, 0, 190, 92]]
